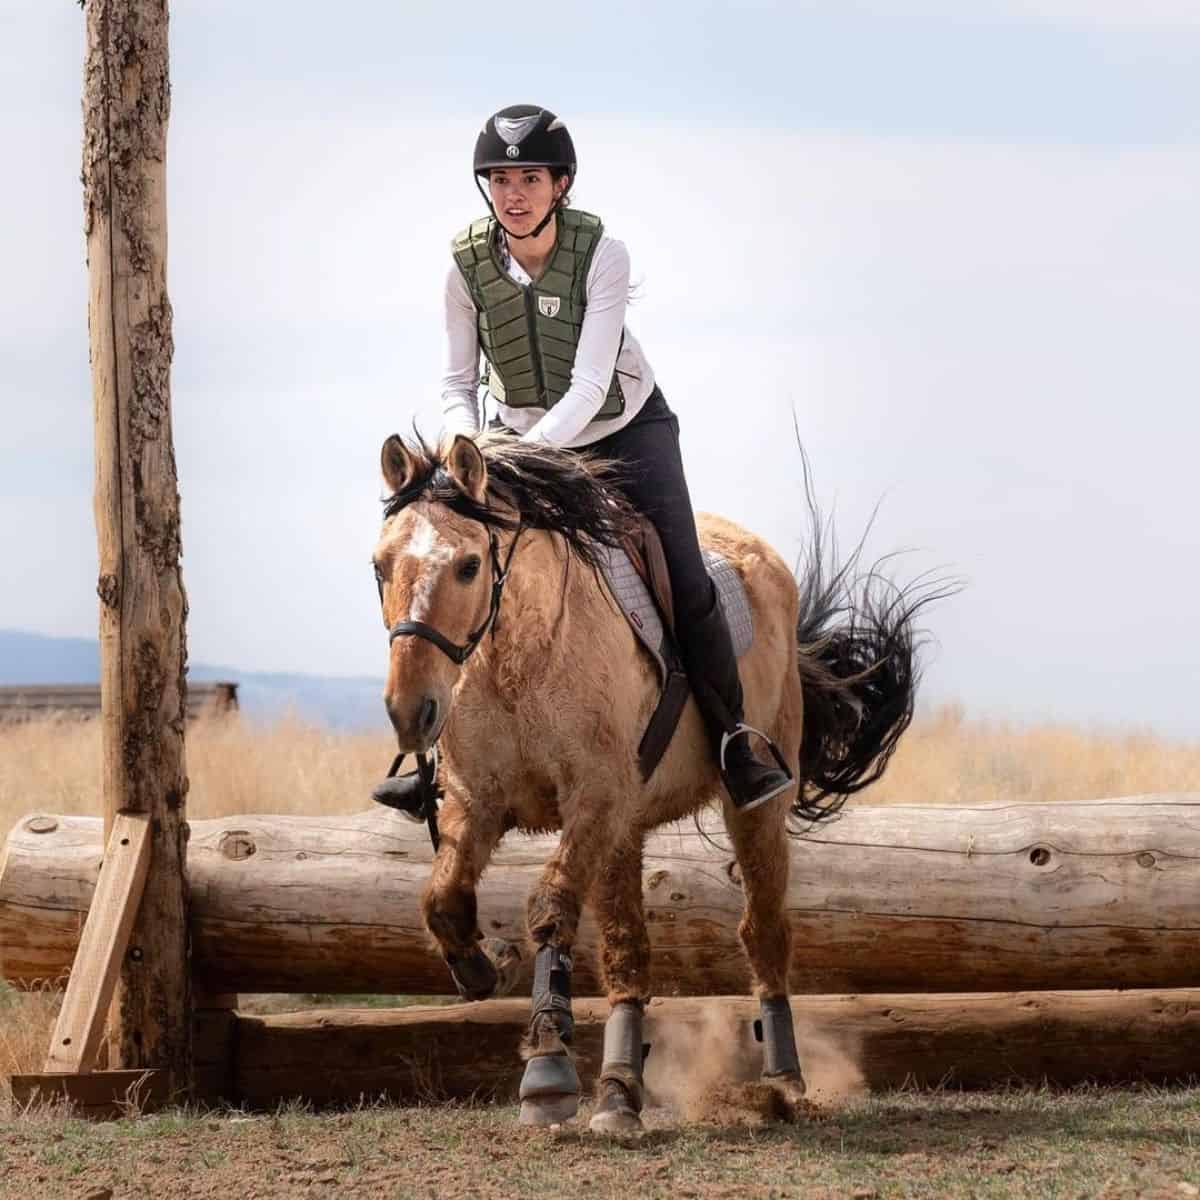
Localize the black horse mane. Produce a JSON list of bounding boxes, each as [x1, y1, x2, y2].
[[381, 431, 640, 569]]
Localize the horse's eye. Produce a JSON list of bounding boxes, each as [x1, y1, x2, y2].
[[457, 555, 482, 583]]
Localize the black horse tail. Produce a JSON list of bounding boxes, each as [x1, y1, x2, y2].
[[790, 453, 957, 826]]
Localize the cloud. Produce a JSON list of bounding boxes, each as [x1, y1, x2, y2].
[[998, 0, 1200, 31], [3, 14, 1199, 733], [836, 0, 1200, 31]]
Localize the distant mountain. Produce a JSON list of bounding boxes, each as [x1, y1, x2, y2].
[[0, 629, 99, 683], [0, 629, 389, 732]]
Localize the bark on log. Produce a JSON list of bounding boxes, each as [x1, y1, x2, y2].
[[4, 798, 1200, 996], [221, 990, 1200, 1108], [83, 0, 190, 1087]]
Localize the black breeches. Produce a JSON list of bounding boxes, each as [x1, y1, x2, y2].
[[585, 387, 715, 629]]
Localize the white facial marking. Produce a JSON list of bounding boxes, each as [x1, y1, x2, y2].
[[402, 511, 456, 621]]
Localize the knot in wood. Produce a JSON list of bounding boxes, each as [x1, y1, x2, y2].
[[1029, 847, 1051, 867], [219, 831, 256, 861], [96, 573, 120, 609], [1136, 851, 1156, 868]]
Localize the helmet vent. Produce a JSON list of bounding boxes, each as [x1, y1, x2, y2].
[[495, 114, 541, 145]]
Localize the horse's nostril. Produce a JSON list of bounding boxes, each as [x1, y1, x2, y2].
[[418, 697, 439, 738]]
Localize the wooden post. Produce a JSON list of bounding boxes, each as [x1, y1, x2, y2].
[[83, 0, 191, 1094]]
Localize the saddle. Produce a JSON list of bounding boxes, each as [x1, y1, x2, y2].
[[596, 517, 755, 781]]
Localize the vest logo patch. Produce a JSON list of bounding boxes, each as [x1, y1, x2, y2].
[[537, 295, 561, 318]]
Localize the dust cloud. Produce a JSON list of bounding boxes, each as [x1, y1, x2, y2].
[[642, 1002, 865, 1125]]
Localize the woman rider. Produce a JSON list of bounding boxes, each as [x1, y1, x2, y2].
[[441, 103, 792, 812]]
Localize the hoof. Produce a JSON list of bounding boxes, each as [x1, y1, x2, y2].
[[519, 1053, 580, 1124], [480, 937, 522, 998], [520, 1052, 580, 1099], [763, 1069, 810, 1115], [446, 948, 498, 1001], [519, 1093, 579, 1126], [589, 1081, 643, 1136], [589, 1105, 643, 1135]]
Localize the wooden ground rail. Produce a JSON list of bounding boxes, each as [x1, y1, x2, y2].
[[5, 797, 1200, 998]]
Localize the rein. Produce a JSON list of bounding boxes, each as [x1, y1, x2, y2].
[[375, 519, 523, 850]]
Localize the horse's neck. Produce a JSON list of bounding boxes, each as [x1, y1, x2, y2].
[[465, 528, 607, 685]]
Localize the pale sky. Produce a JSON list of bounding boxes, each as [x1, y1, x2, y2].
[[2, 1, 1198, 734]]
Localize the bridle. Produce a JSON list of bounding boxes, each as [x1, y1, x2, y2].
[[384, 522, 523, 665], [374, 516, 523, 850]]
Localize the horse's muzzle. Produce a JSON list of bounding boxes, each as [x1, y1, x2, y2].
[[385, 690, 445, 752]]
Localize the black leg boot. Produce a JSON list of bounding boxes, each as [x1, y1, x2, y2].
[[678, 587, 795, 812]]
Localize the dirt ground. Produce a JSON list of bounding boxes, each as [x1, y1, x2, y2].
[[2, 1087, 1199, 1200]]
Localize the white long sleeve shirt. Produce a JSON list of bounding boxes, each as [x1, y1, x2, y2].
[[440, 229, 656, 449]]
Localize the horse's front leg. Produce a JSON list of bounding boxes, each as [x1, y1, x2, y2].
[[588, 833, 651, 1136], [517, 799, 613, 1126], [420, 792, 517, 1001]]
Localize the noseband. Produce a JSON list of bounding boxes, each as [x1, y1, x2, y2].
[[384, 522, 523, 664]]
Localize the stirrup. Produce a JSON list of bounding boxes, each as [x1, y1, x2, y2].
[[719, 723, 795, 813], [371, 746, 440, 824]]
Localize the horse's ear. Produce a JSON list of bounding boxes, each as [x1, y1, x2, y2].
[[445, 435, 488, 504], [381, 435, 416, 495]]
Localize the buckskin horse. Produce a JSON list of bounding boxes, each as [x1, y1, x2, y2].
[[372, 431, 934, 1133]]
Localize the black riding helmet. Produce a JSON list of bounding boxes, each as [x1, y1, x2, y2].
[[473, 104, 576, 240]]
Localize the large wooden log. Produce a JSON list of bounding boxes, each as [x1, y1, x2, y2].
[[221, 990, 1200, 1107], [4, 798, 1200, 996], [84, 0, 190, 1089]]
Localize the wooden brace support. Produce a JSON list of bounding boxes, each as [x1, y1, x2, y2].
[[10, 812, 167, 1117]]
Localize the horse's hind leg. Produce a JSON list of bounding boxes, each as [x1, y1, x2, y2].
[[588, 835, 651, 1135], [725, 790, 807, 1105], [420, 792, 517, 1001]]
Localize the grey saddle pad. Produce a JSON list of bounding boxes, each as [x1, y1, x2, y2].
[[595, 545, 754, 685]]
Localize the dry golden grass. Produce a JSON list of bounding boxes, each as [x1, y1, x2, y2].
[[0, 711, 390, 842], [0, 981, 60, 1110], [859, 702, 1200, 806], [1, 706, 1198, 1098], [4, 705, 1197, 848]]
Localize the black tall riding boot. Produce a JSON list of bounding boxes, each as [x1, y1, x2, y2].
[[677, 586, 795, 812]]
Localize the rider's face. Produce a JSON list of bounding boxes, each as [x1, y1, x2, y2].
[[487, 167, 567, 236]]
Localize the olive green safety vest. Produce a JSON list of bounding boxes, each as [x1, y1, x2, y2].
[[451, 209, 625, 420]]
